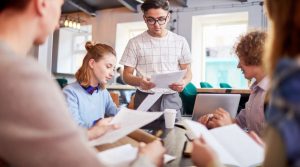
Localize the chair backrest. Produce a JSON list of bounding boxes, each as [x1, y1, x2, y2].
[[180, 82, 197, 115], [220, 82, 232, 88], [200, 82, 213, 88], [56, 78, 68, 88], [127, 94, 135, 109], [109, 92, 120, 107]]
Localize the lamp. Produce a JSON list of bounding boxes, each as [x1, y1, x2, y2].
[[60, 15, 82, 31]]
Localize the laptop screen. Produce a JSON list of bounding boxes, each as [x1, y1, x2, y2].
[[192, 94, 241, 121]]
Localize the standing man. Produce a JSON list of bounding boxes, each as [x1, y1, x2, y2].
[[0, 0, 165, 166], [120, 0, 192, 119]]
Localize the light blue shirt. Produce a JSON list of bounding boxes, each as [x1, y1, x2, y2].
[[63, 82, 119, 128]]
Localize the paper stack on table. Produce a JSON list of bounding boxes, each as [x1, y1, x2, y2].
[[97, 144, 176, 167], [89, 108, 162, 146]]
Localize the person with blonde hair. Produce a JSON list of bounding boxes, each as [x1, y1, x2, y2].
[[198, 31, 269, 136], [63, 41, 119, 140], [0, 0, 165, 166]]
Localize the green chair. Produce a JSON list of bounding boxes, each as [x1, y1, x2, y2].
[[56, 78, 68, 89], [200, 82, 213, 88], [219, 82, 232, 88], [180, 82, 197, 115]]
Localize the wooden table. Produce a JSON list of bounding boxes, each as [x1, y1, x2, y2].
[[95, 118, 193, 167], [106, 84, 136, 91], [141, 118, 193, 167], [197, 88, 251, 94]]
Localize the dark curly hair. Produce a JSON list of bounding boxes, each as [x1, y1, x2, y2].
[[141, 0, 169, 13], [234, 31, 267, 66]]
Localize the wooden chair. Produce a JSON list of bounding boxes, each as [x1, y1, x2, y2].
[[127, 94, 135, 109], [109, 92, 120, 107]]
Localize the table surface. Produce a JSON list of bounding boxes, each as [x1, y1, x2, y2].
[[106, 84, 136, 90], [142, 118, 193, 167], [197, 88, 250, 94]]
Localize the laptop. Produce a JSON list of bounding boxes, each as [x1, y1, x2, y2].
[[192, 94, 241, 121]]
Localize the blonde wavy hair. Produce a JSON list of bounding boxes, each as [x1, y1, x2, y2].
[[75, 41, 116, 89], [264, 0, 300, 76]]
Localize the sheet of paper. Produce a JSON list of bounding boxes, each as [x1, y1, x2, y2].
[[210, 124, 264, 167], [150, 70, 186, 89], [184, 120, 239, 166], [89, 108, 162, 146], [96, 144, 176, 167], [136, 92, 163, 111]]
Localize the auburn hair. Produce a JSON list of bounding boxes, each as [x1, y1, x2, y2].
[[75, 41, 116, 89], [0, 0, 30, 12], [234, 30, 267, 66], [264, 0, 300, 76]]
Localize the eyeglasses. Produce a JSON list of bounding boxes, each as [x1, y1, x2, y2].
[[145, 13, 169, 25]]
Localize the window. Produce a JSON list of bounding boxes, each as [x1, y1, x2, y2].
[[115, 21, 147, 63], [192, 12, 249, 88], [53, 25, 92, 74]]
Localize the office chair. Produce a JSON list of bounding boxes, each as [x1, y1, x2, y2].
[[200, 82, 213, 88], [219, 82, 232, 88], [180, 82, 197, 115]]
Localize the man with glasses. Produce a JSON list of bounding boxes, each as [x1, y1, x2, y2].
[[120, 0, 192, 123]]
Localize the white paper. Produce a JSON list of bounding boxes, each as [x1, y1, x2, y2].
[[184, 120, 239, 166], [89, 108, 162, 146], [210, 125, 264, 167], [184, 120, 264, 167], [97, 144, 176, 167], [136, 92, 163, 111], [150, 70, 186, 89]]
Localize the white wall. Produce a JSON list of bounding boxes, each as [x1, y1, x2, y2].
[[92, 8, 143, 47], [92, 0, 265, 50], [36, 0, 266, 78]]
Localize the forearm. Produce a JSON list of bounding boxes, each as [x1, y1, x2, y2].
[[180, 64, 192, 86], [182, 69, 192, 86], [123, 72, 142, 87]]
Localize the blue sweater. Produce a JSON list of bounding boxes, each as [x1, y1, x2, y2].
[[63, 82, 119, 128]]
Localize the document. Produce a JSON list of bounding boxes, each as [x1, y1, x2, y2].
[[96, 144, 176, 167], [136, 92, 163, 111], [89, 108, 163, 146], [150, 70, 186, 89], [184, 120, 264, 167]]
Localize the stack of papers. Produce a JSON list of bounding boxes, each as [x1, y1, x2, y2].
[[137, 70, 186, 111], [150, 70, 186, 90], [89, 108, 162, 146], [97, 144, 176, 167]]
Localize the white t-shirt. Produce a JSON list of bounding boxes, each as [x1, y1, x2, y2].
[[120, 31, 192, 93]]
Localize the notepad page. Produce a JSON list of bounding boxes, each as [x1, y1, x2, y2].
[[97, 144, 176, 166], [150, 70, 186, 89], [210, 124, 264, 167], [184, 120, 240, 166], [89, 108, 162, 146]]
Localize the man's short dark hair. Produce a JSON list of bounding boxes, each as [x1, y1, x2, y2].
[[141, 0, 169, 13]]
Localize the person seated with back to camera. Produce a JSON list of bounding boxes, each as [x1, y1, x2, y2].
[[63, 41, 120, 140], [198, 31, 270, 136]]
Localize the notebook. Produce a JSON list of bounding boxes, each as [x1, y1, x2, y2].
[[184, 120, 264, 167], [192, 94, 241, 121]]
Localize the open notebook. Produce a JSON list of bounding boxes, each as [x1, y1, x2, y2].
[[184, 120, 264, 167], [97, 144, 175, 167]]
